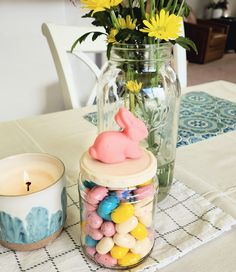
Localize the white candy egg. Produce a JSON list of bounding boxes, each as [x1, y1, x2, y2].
[[134, 197, 153, 217], [138, 212, 152, 227], [113, 233, 136, 249], [131, 237, 153, 257], [96, 237, 114, 255], [115, 216, 138, 234]]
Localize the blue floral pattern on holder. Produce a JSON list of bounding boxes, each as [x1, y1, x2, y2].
[[0, 187, 67, 244], [84, 92, 236, 147]]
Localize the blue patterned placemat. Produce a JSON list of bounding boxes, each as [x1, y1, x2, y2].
[[84, 92, 236, 148]]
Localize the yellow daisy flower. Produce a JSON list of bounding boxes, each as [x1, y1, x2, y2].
[[126, 80, 142, 93], [117, 15, 137, 30], [140, 9, 182, 41], [81, 0, 122, 15], [107, 28, 119, 43]]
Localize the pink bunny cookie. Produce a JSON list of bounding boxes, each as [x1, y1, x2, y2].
[[89, 107, 148, 163]]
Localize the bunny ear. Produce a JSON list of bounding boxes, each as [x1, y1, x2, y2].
[[119, 107, 134, 126], [115, 107, 126, 129]]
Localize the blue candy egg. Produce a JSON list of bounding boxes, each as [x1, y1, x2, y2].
[[97, 196, 120, 220], [83, 180, 96, 189], [85, 235, 98, 247]]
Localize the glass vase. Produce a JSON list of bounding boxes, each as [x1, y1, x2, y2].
[[97, 43, 181, 201]]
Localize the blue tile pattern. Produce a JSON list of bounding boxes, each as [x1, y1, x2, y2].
[[177, 91, 236, 147], [84, 92, 236, 147]]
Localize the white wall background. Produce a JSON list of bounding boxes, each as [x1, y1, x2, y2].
[[0, 1, 235, 122], [0, 0, 89, 122]]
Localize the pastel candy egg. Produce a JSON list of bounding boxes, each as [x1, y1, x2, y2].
[[85, 246, 96, 257], [87, 212, 103, 229], [97, 196, 120, 220], [86, 226, 103, 240], [96, 237, 114, 255], [134, 184, 155, 200], [118, 253, 141, 267], [131, 237, 153, 258], [138, 178, 153, 187], [110, 246, 129, 259], [113, 233, 136, 249], [111, 203, 134, 224], [130, 222, 148, 240], [85, 202, 97, 212], [148, 228, 155, 240], [115, 190, 133, 202], [101, 222, 116, 237], [99, 212, 112, 221], [85, 235, 98, 247], [115, 216, 138, 234], [83, 180, 96, 188], [138, 212, 152, 227], [134, 197, 153, 217], [95, 253, 117, 267], [86, 186, 108, 205]]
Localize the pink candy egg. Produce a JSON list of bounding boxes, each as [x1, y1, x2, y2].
[[87, 212, 103, 229], [85, 246, 96, 257], [85, 202, 97, 212], [86, 186, 108, 205], [134, 184, 155, 200], [148, 228, 155, 240], [95, 253, 117, 267], [100, 222, 116, 237], [86, 226, 104, 240]]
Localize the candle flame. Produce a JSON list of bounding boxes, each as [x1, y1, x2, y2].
[[23, 171, 30, 182]]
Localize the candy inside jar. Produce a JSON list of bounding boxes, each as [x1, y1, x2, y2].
[[79, 148, 158, 269]]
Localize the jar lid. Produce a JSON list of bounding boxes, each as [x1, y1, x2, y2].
[[80, 148, 157, 188]]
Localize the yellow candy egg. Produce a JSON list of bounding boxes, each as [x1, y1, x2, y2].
[[138, 178, 153, 187], [110, 246, 129, 259], [111, 203, 134, 224], [130, 222, 148, 240], [118, 252, 141, 267]]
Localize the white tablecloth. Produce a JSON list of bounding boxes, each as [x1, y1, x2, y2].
[[0, 80, 236, 271]]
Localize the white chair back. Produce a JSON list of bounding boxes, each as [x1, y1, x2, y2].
[[42, 23, 107, 109], [173, 20, 187, 88]]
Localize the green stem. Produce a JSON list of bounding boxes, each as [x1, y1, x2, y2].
[[129, 92, 135, 113], [150, 0, 155, 17], [159, 0, 164, 10], [128, 0, 134, 18], [166, 0, 173, 10], [139, 0, 146, 19], [110, 10, 119, 28], [171, 0, 178, 13], [177, 0, 185, 16]]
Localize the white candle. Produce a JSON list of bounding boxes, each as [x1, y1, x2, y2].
[[0, 153, 64, 196], [0, 153, 66, 251]]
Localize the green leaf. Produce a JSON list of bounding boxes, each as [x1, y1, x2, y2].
[[175, 36, 198, 54], [70, 32, 92, 52], [115, 29, 133, 43], [106, 43, 113, 60], [70, 31, 106, 52], [92, 31, 105, 41]]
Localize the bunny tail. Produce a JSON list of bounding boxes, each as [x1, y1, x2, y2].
[[89, 146, 97, 160]]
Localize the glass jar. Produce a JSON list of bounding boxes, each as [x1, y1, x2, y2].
[[97, 43, 180, 201], [79, 148, 157, 269]]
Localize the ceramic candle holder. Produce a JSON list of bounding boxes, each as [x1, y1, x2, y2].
[[0, 153, 67, 251]]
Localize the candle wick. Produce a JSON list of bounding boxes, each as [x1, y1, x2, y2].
[[26, 181, 31, 191]]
